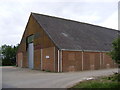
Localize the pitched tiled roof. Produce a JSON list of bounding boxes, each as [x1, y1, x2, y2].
[[32, 13, 118, 52]]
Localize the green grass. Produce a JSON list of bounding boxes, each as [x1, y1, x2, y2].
[[72, 81, 119, 88], [72, 73, 120, 88]]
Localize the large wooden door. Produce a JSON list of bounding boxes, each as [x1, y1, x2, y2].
[[28, 43, 34, 69]]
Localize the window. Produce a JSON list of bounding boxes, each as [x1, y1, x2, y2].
[[27, 35, 34, 43], [26, 34, 34, 50]]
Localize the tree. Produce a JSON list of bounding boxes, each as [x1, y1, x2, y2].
[[108, 37, 120, 64], [1, 44, 18, 66]]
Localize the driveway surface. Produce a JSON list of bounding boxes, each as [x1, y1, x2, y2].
[[2, 66, 118, 88]]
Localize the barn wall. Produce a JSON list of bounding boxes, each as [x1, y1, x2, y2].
[[83, 52, 101, 70], [34, 49, 41, 69], [103, 53, 117, 68], [17, 52, 23, 67], [62, 51, 82, 72], [17, 14, 56, 70], [55, 48, 58, 72], [22, 52, 28, 68], [42, 47, 55, 72], [62, 51, 116, 72]]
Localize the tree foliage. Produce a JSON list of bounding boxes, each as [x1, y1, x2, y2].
[[1, 44, 18, 66], [108, 37, 120, 64]]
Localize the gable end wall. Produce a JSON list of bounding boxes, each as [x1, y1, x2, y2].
[[17, 15, 58, 71]]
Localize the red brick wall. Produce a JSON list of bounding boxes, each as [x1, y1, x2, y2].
[[93, 53, 100, 70], [34, 49, 41, 69], [62, 51, 116, 72], [17, 52, 23, 67], [104, 53, 114, 68], [62, 51, 82, 72], [83, 52, 90, 70], [55, 48, 58, 72], [22, 52, 28, 68], [42, 47, 55, 72]]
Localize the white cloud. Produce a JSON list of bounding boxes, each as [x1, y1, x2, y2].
[[16, 0, 119, 3], [1, 0, 119, 3], [67, 12, 101, 23], [0, 1, 118, 45], [99, 11, 118, 29], [118, 1, 120, 30]]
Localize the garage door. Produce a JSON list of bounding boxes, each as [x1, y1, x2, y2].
[[28, 43, 34, 69]]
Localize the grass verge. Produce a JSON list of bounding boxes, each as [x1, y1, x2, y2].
[[71, 73, 120, 88]]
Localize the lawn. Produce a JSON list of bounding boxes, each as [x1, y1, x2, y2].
[[71, 73, 120, 88]]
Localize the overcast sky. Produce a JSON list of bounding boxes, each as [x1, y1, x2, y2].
[[0, 0, 119, 46]]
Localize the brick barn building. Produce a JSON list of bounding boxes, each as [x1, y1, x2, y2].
[[16, 13, 118, 72]]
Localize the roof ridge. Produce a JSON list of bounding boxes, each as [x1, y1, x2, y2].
[[31, 12, 118, 31]]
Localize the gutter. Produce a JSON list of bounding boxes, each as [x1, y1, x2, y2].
[[61, 49, 109, 53]]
